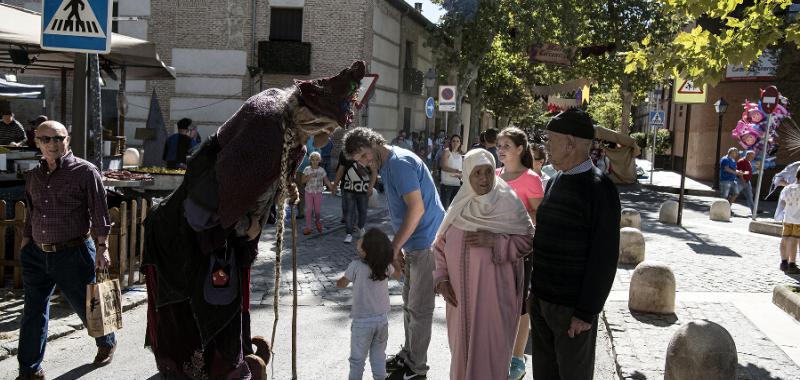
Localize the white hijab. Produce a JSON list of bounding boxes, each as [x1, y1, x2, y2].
[[436, 149, 534, 238]]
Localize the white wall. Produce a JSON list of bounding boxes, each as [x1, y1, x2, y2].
[[171, 49, 247, 76]]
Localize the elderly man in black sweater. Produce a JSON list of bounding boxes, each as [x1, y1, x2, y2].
[[530, 108, 620, 379]]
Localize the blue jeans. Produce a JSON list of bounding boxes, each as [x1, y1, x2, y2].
[[439, 184, 460, 210], [18, 240, 115, 376], [349, 315, 389, 380], [719, 180, 738, 199], [344, 191, 368, 235]]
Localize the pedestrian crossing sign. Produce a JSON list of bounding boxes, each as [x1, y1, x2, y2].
[[41, 0, 112, 54], [649, 111, 665, 128]]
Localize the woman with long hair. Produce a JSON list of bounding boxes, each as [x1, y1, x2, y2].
[[439, 134, 464, 209], [496, 127, 545, 380]]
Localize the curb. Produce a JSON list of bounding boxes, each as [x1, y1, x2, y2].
[[0, 289, 148, 361], [750, 220, 782, 237], [642, 183, 717, 197], [773, 284, 800, 324]]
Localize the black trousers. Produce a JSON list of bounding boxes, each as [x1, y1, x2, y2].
[[529, 296, 597, 380]]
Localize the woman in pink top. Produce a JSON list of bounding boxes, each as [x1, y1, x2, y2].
[[496, 127, 544, 380]]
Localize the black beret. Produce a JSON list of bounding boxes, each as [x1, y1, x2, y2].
[[545, 108, 595, 140]]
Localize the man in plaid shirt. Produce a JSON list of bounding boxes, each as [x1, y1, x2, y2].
[[15, 121, 116, 380]]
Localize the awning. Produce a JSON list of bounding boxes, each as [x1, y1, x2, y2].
[[0, 4, 175, 80], [0, 78, 44, 99]]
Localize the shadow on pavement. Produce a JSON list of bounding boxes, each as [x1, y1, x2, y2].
[[686, 242, 741, 257], [51, 363, 98, 380], [738, 362, 789, 380], [629, 311, 679, 327], [627, 370, 649, 380]]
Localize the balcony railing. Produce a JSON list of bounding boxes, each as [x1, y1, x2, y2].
[[403, 67, 424, 95], [258, 40, 311, 75]]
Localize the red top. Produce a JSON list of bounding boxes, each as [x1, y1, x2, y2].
[[496, 168, 544, 212], [737, 159, 752, 182]]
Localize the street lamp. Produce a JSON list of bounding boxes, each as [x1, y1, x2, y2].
[[713, 97, 729, 189], [424, 68, 436, 135]]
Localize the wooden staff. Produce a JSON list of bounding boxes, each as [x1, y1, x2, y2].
[[291, 203, 298, 379]]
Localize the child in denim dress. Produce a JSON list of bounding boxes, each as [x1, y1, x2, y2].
[[336, 228, 401, 380]]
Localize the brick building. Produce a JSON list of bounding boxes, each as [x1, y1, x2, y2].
[[4, 0, 436, 148]]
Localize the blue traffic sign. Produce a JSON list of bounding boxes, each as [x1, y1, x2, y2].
[[426, 97, 435, 119], [649, 111, 665, 128], [41, 0, 112, 54]]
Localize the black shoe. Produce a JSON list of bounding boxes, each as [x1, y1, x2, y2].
[[401, 368, 426, 379], [787, 263, 800, 275], [781, 261, 789, 272], [385, 354, 405, 373]]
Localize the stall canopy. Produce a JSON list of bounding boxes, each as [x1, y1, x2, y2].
[[0, 78, 44, 99], [0, 4, 175, 80], [595, 126, 641, 185]]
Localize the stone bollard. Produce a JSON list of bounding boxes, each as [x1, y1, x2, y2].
[[628, 261, 675, 314], [665, 320, 737, 380], [659, 201, 679, 224], [619, 227, 645, 265], [710, 200, 731, 222], [620, 208, 641, 229]]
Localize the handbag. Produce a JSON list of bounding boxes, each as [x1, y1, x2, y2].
[[86, 269, 123, 337]]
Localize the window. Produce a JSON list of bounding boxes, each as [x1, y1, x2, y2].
[[270, 8, 303, 42], [405, 41, 415, 68], [403, 107, 412, 134]]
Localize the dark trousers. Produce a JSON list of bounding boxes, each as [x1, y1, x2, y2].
[[439, 184, 460, 210], [529, 296, 597, 380], [344, 191, 368, 234], [18, 240, 115, 376]]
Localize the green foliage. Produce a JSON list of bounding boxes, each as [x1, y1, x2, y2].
[[630, 129, 671, 154], [587, 87, 625, 131], [624, 0, 800, 85]]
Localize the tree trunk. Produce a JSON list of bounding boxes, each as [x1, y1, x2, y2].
[[469, 82, 483, 140], [621, 74, 632, 134]]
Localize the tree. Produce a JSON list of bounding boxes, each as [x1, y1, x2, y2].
[[625, 0, 800, 85]]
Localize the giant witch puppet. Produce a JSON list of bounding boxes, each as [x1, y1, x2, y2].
[[142, 61, 366, 379]]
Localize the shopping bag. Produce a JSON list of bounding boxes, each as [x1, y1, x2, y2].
[[86, 269, 123, 337]]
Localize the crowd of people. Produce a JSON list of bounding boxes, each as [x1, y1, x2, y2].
[[339, 107, 621, 380], [11, 60, 621, 380]]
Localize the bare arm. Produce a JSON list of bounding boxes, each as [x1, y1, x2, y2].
[[439, 150, 459, 173], [392, 190, 425, 254], [336, 276, 350, 288], [527, 197, 542, 224]]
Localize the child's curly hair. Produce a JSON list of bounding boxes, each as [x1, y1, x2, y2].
[[361, 228, 394, 281]]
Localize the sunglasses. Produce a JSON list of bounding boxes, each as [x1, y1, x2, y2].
[[36, 135, 67, 144]]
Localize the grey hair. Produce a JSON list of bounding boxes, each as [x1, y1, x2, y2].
[[727, 147, 739, 155]]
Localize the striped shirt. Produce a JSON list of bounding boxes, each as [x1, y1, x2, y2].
[[24, 151, 111, 243], [0, 120, 26, 145]]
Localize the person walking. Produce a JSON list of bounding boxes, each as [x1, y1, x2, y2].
[[333, 150, 377, 243], [530, 109, 620, 379], [438, 134, 464, 209], [337, 229, 402, 380], [344, 127, 445, 379], [17, 121, 116, 380], [737, 150, 756, 212], [496, 127, 544, 380], [719, 147, 741, 204], [433, 148, 534, 380], [776, 168, 800, 274], [301, 151, 334, 235]]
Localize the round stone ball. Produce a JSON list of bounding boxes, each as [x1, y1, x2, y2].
[[620, 208, 641, 229], [619, 227, 645, 265], [710, 200, 731, 222], [659, 201, 679, 224], [122, 148, 141, 166], [665, 320, 737, 380], [628, 261, 675, 314]]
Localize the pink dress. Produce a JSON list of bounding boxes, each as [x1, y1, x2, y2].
[[433, 225, 533, 380], [496, 168, 544, 212]]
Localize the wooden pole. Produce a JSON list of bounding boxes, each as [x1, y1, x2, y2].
[[291, 205, 298, 379]]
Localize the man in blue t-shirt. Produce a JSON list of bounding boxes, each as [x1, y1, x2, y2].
[[719, 147, 741, 204], [344, 127, 444, 379]]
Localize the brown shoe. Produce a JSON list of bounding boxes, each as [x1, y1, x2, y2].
[[15, 369, 45, 380], [93, 345, 116, 366]]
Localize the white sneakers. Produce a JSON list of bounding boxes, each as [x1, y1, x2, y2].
[[344, 234, 353, 243]]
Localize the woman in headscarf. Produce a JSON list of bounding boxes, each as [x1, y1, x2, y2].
[[433, 149, 534, 380], [142, 61, 366, 380]]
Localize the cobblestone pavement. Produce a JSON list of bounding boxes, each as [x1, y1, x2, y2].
[[605, 301, 799, 380], [614, 187, 798, 293]]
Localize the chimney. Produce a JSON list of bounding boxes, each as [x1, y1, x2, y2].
[[414, 3, 423, 12]]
